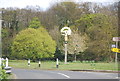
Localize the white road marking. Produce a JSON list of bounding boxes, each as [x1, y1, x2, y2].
[[116, 77, 118, 78], [42, 70, 70, 78], [116, 77, 120, 79], [58, 73, 70, 78]]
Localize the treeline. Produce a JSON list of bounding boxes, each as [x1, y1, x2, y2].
[[1, 2, 118, 62]]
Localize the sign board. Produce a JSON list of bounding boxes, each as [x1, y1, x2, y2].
[[111, 48, 120, 53], [61, 27, 71, 36], [113, 37, 120, 41], [111, 44, 116, 48]]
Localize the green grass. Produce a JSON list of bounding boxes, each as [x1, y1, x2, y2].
[[9, 60, 119, 71]]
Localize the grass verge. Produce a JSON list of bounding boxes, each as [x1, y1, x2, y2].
[[8, 60, 119, 71]]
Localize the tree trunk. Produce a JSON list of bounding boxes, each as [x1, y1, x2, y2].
[[74, 53, 76, 62]]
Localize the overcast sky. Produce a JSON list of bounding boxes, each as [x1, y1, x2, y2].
[[0, 0, 119, 10]]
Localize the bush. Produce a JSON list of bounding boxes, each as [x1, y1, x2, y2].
[[0, 67, 8, 80]]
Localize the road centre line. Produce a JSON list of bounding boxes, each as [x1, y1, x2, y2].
[[58, 73, 70, 78]]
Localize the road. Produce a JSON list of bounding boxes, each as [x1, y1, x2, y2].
[[12, 68, 119, 79]]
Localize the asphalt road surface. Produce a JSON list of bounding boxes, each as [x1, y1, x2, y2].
[[12, 68, 119, 79]]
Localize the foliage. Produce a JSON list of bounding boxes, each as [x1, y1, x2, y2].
[[54, 47, 64, 61], [68, 30, 87, 54], [76, 13, 117, 61], [0, 67, 8, 80], [1, 2, 118, 62], [29, 17, 42, 29], [2, 28, 13, 58], [11, 28, 56, 60], [2, 10, 19, 58], [1, 28, 9, 38]]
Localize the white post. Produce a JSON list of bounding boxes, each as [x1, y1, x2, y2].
[[64, 34, 68, 64], [28, 59, 30, 66], [61, 27, 71, 64], [6, 58, 8, 67], [65, 42, 67, 64], [56, 58, 59, 68], [39, 60, 41, 67]]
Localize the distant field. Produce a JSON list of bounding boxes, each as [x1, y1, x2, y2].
[[9, 60, 119, 71]]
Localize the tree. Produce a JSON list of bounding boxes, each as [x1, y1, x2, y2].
[[2, 9, 19, 57], [11, 28, 56, 60], [76, 13, 117, 61], [67, 29, 87, 61], [29, 17, 42, 29], [2, 2, 118, 62]]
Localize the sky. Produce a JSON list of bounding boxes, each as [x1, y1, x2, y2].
[[0, 0, 119, 10]]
